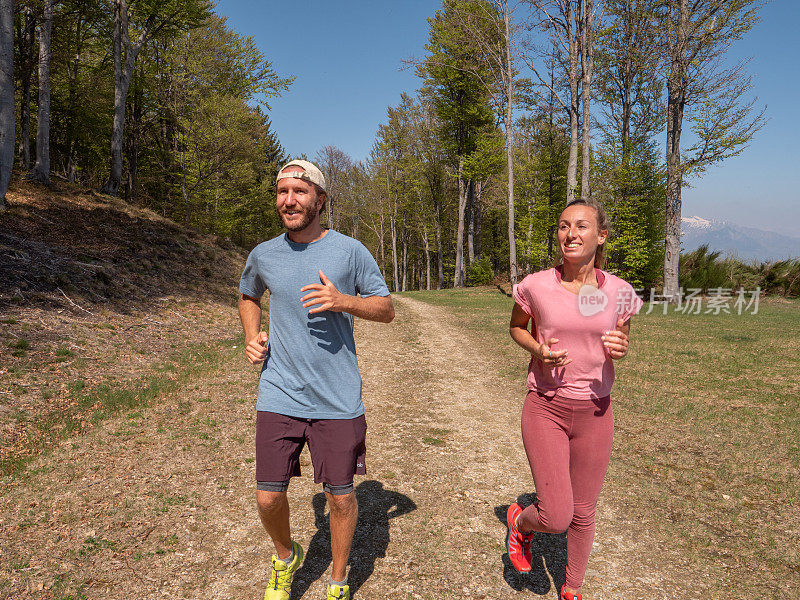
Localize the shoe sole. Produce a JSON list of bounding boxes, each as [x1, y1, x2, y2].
[[505, 505, 531, 574]]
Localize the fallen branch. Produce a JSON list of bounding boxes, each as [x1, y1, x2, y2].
[[56, 287, 94, 315]]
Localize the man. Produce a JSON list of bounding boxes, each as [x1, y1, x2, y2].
[[238, 159, 394, 600]]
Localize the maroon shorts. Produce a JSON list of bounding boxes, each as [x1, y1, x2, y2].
[[255, 411, 367, 486]]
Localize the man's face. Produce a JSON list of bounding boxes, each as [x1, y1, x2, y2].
[[275, 169, 323, 232]]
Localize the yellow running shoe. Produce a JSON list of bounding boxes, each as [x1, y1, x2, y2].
[[264, 541, 303, 600], [326, 583, 350, 600]]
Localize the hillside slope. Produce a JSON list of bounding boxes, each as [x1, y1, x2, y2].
[[0, 179, 246, 472]]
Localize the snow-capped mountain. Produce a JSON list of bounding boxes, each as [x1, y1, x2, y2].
[[681, 216, 800, 262]]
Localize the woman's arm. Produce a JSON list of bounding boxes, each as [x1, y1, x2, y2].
[[509, 302, 572, 368]]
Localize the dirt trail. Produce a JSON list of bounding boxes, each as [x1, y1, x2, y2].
[[2, 295, 694, 600]]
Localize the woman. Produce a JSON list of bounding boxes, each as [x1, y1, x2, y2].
[[505, 199, 643, 600]]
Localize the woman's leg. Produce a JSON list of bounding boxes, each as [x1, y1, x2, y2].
[[518, 392, 575, 534], [564, 395, 614, 591]]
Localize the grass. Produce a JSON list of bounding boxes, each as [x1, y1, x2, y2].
[[9, 338, 29, 357], [0, 334, 243, 478], [402, 286, 800, 597]]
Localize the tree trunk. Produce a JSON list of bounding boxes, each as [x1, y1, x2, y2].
[[663, 0, 688, 301], [390, 209, 399, 293], [126, 70, 142, 203], [580, 0, 594, 200], [401, 222, 408, 292], [547, 49, 558, 261], [474, 180, 484, 259], [621, 0, 632, 162], [422, 220, 431, 290], [434, 195, 443, 290], [103, 0, 125, 195], [102, 0, 146, 196], [504, 2, 518, 283], [29, 0, 53, 185], [66, 11, 84, 182], [16, 5, 35, 171], [379, 216, 386, 277], [566, 1, 579, 204], [467, 178, 475, 266], [326, 193, 332, 229], [0, 0, 13, 208], [455, 158, 467, 287]]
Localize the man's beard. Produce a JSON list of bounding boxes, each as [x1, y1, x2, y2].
[[277, 203, 318, 232]]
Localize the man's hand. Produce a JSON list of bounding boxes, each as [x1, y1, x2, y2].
[[301, 270, 349, 314], [602, 317, 630, 360], [245, 331, 268, 364]]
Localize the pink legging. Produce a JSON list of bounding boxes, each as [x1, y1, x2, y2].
[[518, 390, 614, 590]]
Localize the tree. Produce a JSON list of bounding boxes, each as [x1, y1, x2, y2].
[[524, 0, 582, 204], [160, 13, 290, 226], [579, 0, 600, 200], [0, 0, 13, 209], [594, 0, 665, 287], [524, 0, 603, 205], [14, 2, 35, 170], [101, 0, 211, 196], [435, 0, 523, 282], [659, 0, 765, 299], [28, 0, 53, 184], [417, 0, 494, 286], [315, 145, 353, 230]]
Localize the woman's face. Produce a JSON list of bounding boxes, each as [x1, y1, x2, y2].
[[557, 204, 607, 265]]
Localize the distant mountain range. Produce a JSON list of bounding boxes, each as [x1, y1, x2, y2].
[[681, 216, 800, 262]]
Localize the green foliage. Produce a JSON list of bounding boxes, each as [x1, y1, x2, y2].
[[513, 113, 569, 274], [679, 245, 728, 292], [717, 257, 800, 297], [14, 5, 289, 247], [596, 139, 665, 288], [418, 0, 495, 161], [467, 255, 494, 286]]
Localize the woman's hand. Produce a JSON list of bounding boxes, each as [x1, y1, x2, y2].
[[602, 318, 630, 359], [537, 337, 572, 368]]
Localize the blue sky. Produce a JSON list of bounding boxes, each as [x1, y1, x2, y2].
[[215, 0, 799, 237]]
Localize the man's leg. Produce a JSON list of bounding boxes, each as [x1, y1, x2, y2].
[[326, 489, 358, 582], [307, 415, 367, 587], [256, 489, 292, 560], [255, 411, 305, 567]]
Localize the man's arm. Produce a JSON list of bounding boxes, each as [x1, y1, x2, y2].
[[300, 270, 394, 323], [238, 293, 268, 363]]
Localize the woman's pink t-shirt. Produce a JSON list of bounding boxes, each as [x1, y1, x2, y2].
[[512, 267, 643, 400]]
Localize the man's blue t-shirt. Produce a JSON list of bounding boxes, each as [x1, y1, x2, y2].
[[239, 229, 390, 419]]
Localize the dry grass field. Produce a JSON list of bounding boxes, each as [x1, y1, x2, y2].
[[2, 181, 798, 599]]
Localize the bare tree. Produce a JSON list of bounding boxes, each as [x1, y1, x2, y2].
[[596, 0, 662, 158], [523, 0, 603, 203], [659, 0, 765, 299], [28, 0, 53, 185], [524, 0, 580, 204], [315, 145, 353, 230], [0, 0, 13, 209]]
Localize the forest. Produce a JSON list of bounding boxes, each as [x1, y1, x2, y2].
[[1, 0, 796, 296]]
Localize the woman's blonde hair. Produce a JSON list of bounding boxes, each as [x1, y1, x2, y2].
[[560, 199, 610, 269]]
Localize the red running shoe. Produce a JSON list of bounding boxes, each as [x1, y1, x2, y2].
[[560, 584, 583, 600], [506, 502, 533, 573]]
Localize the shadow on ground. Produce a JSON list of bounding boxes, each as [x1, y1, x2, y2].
[[495, 493, 567, 596], [290, 480, 416, 599]]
